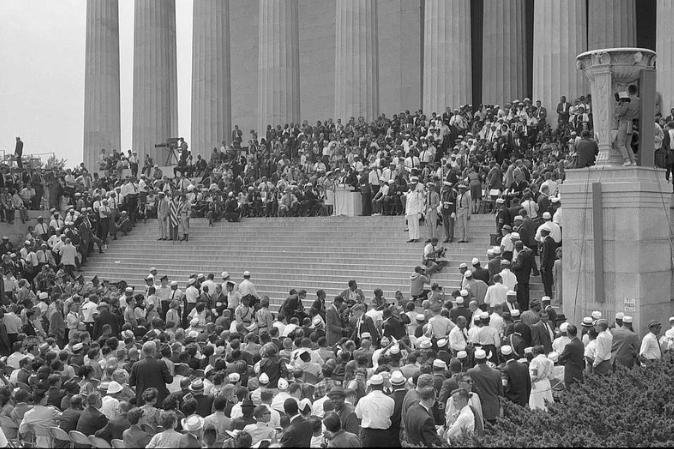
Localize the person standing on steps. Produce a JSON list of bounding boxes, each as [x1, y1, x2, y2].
[[405, 177, 424, 243], [157, 192, 170, 240], [177, 193, 190, 242], [440, 181, 457, 243], [456, 184, 471, 243], [425, 182, 440, 239]]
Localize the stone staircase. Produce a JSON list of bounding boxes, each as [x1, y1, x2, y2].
[[83, 214, 545, 310]]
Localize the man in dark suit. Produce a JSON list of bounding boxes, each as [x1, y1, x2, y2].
[[388, 371, 408, 445], [531, 311, 555, 354], [556, 96, 571, 124], [280, 398, 312, 447], [611, 316, 640, 369], [76, 392, 109, 436], [92, 302, 120, 340], [326, 296, 345, 346], [468, 349, 502, 424], [350, 303, 380, 347], [57, 394, 84, 437], [558, 324, 584, 388], [129, 341, 173, 407], [534, 100, 548, 127], [500, 346, 531, 407], [539, 226, 556, 298], [404, 387, 443, 447], [95, 401, 131, 442], [512, 240, 533, 311]]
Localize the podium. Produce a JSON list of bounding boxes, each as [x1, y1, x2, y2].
[[333, 185, 362, 217]]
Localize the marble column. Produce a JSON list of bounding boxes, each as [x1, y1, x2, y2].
[[588, 0, 636, 50], [83, 0, 120, 172], [482, 0, 527, 106], [422, 0, 471, 114], [132, 0, 178, 164], [257, 0, 300, 135], [334, 0, 379, 121], [532, 0, 587, 122], [657, 0, 674, 114], [191, 0, 231, 160]]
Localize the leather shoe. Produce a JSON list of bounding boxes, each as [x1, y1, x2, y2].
[[406, 239, 414, 243]]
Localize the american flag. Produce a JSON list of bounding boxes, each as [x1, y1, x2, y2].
[[169, 198, 178, 228]]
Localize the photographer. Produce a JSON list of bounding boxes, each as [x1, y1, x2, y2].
[[422, 237, 449, 276]]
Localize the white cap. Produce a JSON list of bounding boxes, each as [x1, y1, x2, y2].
[[390, 345, 400, 355], [541, 296, 551, 303], [591, 310, 602, 320], [510, 232, 520, 240], [460, 289, 469, 297], [501, 345, 513, 355], [369, 374, 384, 385], [432, 359, 447, 369], [243, 271, 251, 277], [524, 347, 533, 354], [547, 352, 559, 363], [474, 349, 487, 359], [471, 258, 479, 265], [487, 249, 494, 256], [507, 290, 517, 296], [615, 312, 625, 320], [623, 316, 633, 323], [493, 246, 501, 254], [437, 338, 448, 348], [170, 281, 179, 287], [278, 378, 289, 390], [459, 263, 468, 269], [228, 373, 241, 382], [107, 381, 123, 394], [511, 309, 521, 317], [390, 370, 406, 385], [416, 314, 426, 322], [543, 212, 552, 219], [221, 271, 229, 278], [419, 339, 432, 349], [479, 311, 489, 319], [560, 322, 569, 332], [457, 351, 468, 359], [464, 270, 473, 278], [456, 296, 464, 305]]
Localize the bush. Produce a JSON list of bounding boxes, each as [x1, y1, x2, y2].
[[454, 355, 674, 447]]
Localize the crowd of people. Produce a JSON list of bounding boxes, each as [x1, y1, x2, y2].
[[0, 90, 664, 448]]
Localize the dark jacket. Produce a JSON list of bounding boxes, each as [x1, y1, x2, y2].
[[326, 304, 343, 346], [76, 406, 109, 436], [558, 337, 584, 385], [531, 320, 555, 354], [93, 310, 121, 340], [467, 363, 503, 421], [404, 403, 443, 447], [280, 415, 313, 447], [611, 326, 640, 368], [129, 355, 173, 407], [540, 235, 556, 270], [511, 249, 533, 283], [95, 415, 130, 442], [501, 359, 531, 407]]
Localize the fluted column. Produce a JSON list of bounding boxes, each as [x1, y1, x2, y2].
[[83, 0, 120, 171], [334, 0, 379, 121], [588, 0, 636, 50], [191, 0, 231, 160], [532, 0, 587, 120], [482, 0, 527, 106], [132, 0, 178, 164], [257, 0, 300, 134], [657, 0, 674, 113], [423, 0, 471, 114]]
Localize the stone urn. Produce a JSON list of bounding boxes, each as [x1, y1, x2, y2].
[[576, 48, 656, 165]]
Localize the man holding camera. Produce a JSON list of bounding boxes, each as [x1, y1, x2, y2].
[[423, 237, 449, 277]]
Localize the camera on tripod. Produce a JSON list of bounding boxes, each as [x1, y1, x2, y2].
[[155, 137, 184, 165]]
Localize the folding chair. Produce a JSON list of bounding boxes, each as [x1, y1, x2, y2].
[[49, 427, 73, 449], [140, 423, 156, 435], [111, 440, 126, 449], [89, 435, 112, 448], [32, 424, 53, 448], [68, 430, 92, 448]]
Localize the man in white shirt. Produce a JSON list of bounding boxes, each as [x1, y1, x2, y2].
[[484, 275, 509, 309], [449, 316, 469, 354], [593, 319, 613, 374], [238, 271, 259, 302], [444, 388, 475, 442], [355, 374, 395, 446], [640, 320, 663, 362], [405, 179, 425, 243]]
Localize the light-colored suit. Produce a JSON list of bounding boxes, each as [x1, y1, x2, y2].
[[157, 197, 170, 238]]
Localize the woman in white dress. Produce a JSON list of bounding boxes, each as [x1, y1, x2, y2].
[[529, 345, 554, 411]]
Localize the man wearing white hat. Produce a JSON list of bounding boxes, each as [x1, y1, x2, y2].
[[467, 349, 502, 424], [616, 89, 638, 166], [552, 322, 571, 355], [405, 177, 424, 243], [355, 373, 395, 446], [611, 315, 639, 369], [660, 316, 674, 354]]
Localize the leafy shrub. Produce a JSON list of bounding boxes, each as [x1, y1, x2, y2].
[[453, 355, 674, 447]]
